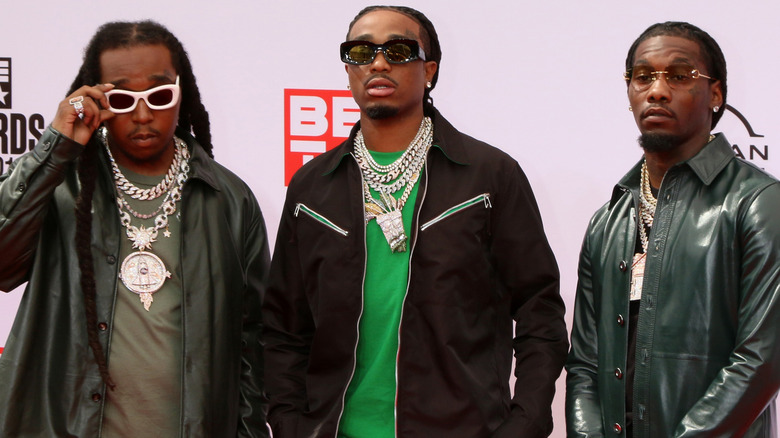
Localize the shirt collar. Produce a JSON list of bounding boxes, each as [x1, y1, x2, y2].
[[612, 133, 734, 204]]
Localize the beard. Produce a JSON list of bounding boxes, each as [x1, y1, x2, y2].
[[638, 133, 684, 153], [365, 105, 399, 120]]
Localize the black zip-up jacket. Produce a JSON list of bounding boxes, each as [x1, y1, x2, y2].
[[264, 109, 568, 437]]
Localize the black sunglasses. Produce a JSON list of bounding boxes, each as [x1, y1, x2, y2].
[[340, 39, 426, 65]]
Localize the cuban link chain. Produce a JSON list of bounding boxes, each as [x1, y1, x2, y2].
[[99, 127, 190, 310], [352, 117, 432, 252]]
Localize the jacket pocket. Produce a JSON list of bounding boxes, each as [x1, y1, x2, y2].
[[420, 193, 492, 231], [294, 203, 349, 237]]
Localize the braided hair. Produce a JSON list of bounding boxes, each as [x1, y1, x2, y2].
[[70, 20, 212, 390], [625, 21, 727, 129], [346, 6, 442, 116]]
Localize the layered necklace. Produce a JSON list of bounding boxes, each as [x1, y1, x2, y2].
[[638, 160, 656, 253], [631, 159, 656, 301], [99, 127, 190, 311], [352, 116, 432, 253]]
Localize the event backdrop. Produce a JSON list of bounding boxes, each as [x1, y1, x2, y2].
[[2, 1, 778, 436]]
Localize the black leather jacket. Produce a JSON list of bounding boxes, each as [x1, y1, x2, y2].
[[0, 127, 270, 437], [566, 134, 780, 437], [264, 110, 568, 438]]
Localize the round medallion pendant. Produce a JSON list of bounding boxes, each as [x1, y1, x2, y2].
[[119, 251, 172, 295]]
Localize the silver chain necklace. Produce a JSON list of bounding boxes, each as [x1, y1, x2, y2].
[[100, 128, 191, 311], [100, 127, 182, 201], [352, 117, 432, 253], [353, 117, 432, 194]]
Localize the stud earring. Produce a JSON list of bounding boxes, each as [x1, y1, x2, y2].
[[629, 106, 633, 112], [347, 84, 351, 90], [426, 81, 432, 89], [713, 106, 719, 113]]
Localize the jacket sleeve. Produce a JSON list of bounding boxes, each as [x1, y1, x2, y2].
[[0, 126, 83, 291], [238, 193, 272, 438], [565, 223, 607, 437], [490, 163, 569, 438], [262, 192, 314, 438], [673, 182, 780, 437]]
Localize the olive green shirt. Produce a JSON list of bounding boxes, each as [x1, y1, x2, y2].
[[102, 167, 182, 437]]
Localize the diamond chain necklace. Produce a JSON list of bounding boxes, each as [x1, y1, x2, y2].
[[352, 116, 433, 252], [638, 159, 656, 253], [99, 127, 190, 310], [101, 128, 183, 201], [353, 117, 432, 196]]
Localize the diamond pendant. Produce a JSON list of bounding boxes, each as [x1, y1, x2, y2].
[[127, 224, 158, 251], [376, 209, 407, 253], [630, 252, 646, 301], [119, 251, 172, 311]]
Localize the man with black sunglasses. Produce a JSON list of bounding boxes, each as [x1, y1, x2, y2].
[[566, 22, 780, 437], [264, 5, 568, 438], [0, 21, 270, 436]]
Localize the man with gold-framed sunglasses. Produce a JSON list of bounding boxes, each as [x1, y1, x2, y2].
[[566, 21, 779, 438]]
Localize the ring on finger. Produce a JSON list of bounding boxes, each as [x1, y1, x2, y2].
[[68, 96, 85, 120]]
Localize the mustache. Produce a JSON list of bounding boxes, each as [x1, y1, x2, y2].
[[364, 74, 398, 87], [641, 105, 676, 119], [128, 127, 162, 138]]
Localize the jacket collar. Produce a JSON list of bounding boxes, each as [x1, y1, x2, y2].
[[685, 133, 734, 185], [612, 133, 734, 204], [321, 107, 470, 175], [176, 129, 221, 192]]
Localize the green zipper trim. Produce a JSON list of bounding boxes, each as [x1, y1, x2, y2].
[[419, 193, 491, 231], [294, 203, 349, 236]]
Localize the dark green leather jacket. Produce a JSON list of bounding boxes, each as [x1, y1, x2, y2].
[[566, 134, 780, 438], [0, 127, 270, 437]]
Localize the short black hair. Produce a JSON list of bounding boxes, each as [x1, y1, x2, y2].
[[347, 6, 442, 116], [625, 21, 727, 129]]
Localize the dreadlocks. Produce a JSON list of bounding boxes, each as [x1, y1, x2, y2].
[[71, 20, 212, 390], [347, 6, 442, 116]]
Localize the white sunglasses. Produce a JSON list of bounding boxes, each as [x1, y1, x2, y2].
[[104, 75, 180, 113]]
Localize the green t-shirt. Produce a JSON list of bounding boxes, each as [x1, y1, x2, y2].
[[338, 150, 421, 438], [102, 166, 183, 437]]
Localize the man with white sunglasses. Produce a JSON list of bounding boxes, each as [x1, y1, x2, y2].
[[264, 6, 567, 437], [0, 20, 270, 437]]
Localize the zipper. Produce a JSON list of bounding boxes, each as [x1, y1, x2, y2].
[[294, 203, 349, 237], [419, 193, 492, 231], [332, 154, 429, 437], [393, 156, 430, 436], [334, 156, 368, 436]]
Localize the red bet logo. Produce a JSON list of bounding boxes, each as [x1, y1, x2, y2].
[[284, 89, 359, 185]]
